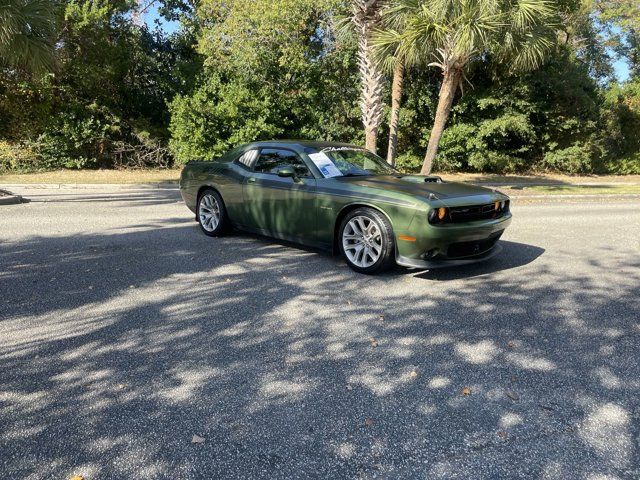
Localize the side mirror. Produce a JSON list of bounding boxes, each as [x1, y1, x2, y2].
[[276, 166, 298, 179]]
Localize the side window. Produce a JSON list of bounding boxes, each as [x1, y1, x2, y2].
[[235, 149, 258, 168], [254, 148, 310, 177]]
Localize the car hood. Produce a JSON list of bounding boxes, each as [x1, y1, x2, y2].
[[335, 175, 501, 202]]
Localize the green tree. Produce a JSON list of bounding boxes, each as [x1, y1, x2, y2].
[[592, 0, 640, 77], [1, 0, 199, 170], [378, 0, 558, 174], [169, 0, 361, 162]]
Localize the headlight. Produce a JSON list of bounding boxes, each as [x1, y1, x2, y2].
[[494, 200, 508, 212], [428, 207, 448, 224]]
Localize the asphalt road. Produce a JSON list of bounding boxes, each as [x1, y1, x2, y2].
[[1, 188, 639, 479]]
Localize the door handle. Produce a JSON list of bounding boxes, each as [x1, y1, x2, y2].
[[247, 177, 256, 183]]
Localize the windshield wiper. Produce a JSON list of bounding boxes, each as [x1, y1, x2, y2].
[[341, 172, 371, 177]]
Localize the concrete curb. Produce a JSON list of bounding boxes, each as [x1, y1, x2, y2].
[[0, 189, 23, 205], [473, 182, 640, 187], [510, 193, 640, 199]]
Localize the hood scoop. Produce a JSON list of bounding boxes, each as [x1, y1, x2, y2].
[[397, 175, 444, 184], [423, 176, 443, 183]]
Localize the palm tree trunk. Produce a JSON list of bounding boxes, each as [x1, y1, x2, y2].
[[365, 126, 378, 152], [386, 60, 404, 166], [420, 67, 462, 175], [353, 0, 384, 154]]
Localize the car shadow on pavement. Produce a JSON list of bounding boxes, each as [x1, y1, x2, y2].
[[0, 220, 638, 479], [407, 241, 546, 281]]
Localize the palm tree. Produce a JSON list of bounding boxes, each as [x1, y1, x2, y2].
[[372, 4, 414, 166], [349, 0, 386, 153], [386, 59, 404, 165], [0, 0, 57, 74], [377, 0, 557, 174]]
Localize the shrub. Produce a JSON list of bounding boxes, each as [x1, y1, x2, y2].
[[541, 143, 597, 174], [604, 154, 640, 175], [35, 106, 120, 169], [169, 76, 282, 164], [0, 141, 42, 172], [434, 117, 533, 173], [395, 152, 423, 173], [436, 123, 478, 171]]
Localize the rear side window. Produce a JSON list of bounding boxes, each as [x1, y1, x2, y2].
[[236, 149, 258, 168], [254, 148, 310, 177]]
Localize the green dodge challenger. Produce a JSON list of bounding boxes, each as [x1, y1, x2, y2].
[[179, 140, 512, 274]]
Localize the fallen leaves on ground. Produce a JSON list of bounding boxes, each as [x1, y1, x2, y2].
[[461, 387, 471, 396], [505, 390, 519, 401], [191, 435, 205, 444], [497, 430, 508, 438], [364, 417, 374, 426], [369, 338, 378, 348], [69, 476, 84, 480], [409, 370, 418, 379]]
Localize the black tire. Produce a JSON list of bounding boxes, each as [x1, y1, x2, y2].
[[339, 207, 395, 274], [197, 188, 229, 237]]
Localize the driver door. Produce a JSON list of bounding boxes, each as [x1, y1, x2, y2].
[[242, 148, 317, 242]]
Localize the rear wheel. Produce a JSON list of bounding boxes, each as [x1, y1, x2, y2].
[[197, 189, 228, 236], [339, 207, 395, 274]]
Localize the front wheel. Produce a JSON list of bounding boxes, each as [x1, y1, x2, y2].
[[339, 207, 395, 274], [197, 189, 228, 236]]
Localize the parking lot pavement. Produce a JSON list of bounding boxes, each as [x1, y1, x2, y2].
[[1, 188, 639, 479]]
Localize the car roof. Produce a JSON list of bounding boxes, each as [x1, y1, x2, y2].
[[242, 139, 361, 150]]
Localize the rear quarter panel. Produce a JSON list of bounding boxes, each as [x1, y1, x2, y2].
[[179, 161, 245, 222]]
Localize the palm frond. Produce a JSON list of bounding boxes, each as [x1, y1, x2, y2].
[[0, 0, 57, 74], [374, 0, 559, 77]]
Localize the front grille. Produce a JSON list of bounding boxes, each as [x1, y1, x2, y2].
[[447, 230, 504, 258], [449, 203, 505, 223]]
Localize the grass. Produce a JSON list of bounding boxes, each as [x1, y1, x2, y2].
[[0, 168, 181, 184]]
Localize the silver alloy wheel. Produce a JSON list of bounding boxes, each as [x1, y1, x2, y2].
[[342, 215, 383, 268], [199, 193, 220, 232]]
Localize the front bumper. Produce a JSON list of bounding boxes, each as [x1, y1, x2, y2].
[[395, 212, 512, 269], [396, 243, 502, 269]]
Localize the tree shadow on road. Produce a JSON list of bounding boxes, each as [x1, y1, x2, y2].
[[14, 189, 182, 207], [0, 220, 638, 479]]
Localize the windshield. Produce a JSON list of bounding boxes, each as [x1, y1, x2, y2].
[[308, 147, 398, 177]]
